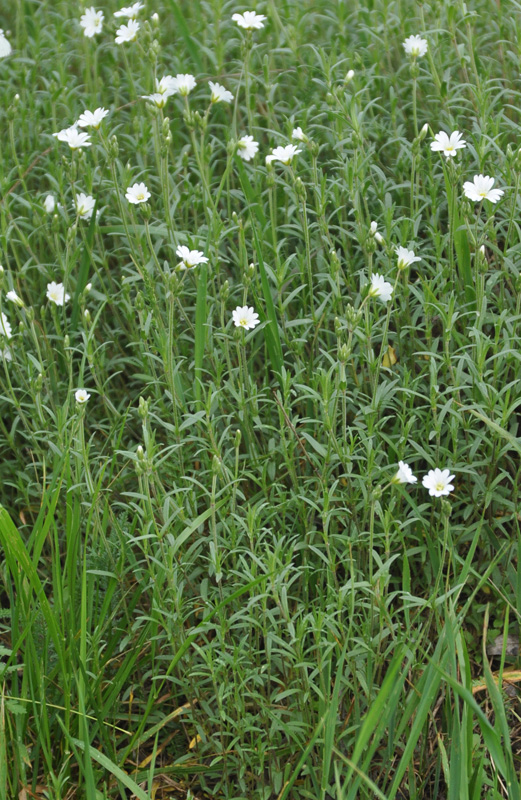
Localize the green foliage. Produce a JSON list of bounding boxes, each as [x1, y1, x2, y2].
[[0, 0, 521, 797]]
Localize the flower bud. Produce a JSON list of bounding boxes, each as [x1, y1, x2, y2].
[[140, 202, 152, 221], [108, 135, 119, 160], [346, 304, 362, 331], [338, 344, 350, 363], [441, 500, 452, 519], [138, 396, 149, 419]]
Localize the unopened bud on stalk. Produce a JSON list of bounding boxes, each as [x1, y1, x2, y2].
[[138, 396, 149, 419], [346, 304, 362, 331], [338, 344, 350, 363]]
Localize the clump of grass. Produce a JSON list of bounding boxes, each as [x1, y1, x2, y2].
[[1, 0, 521, 798]]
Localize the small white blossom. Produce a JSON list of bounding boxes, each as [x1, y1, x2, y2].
[[44, 195, 55, 214], [75, 388, 91, 404], [368, 273, 393, 303], [115, 19, 139, 44], [0, 312, 12, 339], [463, 174, 504, 204], [393, 461, 417, 485], [403, 35, 428, 58], [237, 135, 259, 161], [370, 221, 378, 235], [430, 130, 466, 158], [142, 92, 168, 108], [209, 81, 234, 104], [80, 7, 104, 38], [77, 107, 109, 129], [114, 2, 144, 18], [171, 73, 196, 96], [292, 127, 306, 142], [345, 69, 355, 81], [232, 11, 266, 30], [6, 290, 23, 307], [156, 75, 178, 96], [53, 127, 92, 150], [176, 245, 208, 270], [0, 29, 12, 57], [46, 281, 70, 306], [265, 144, 302, 165], [125, 182, 151, 204], [142, 75, 178, 106], [75, 193, 96, 220], [232, 305, 260, 330], [396, 246, 421, 270], [422, 468, 455, 497]]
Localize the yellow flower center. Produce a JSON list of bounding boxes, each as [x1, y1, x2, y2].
[[435, 483, 445, 492], [479, 191, 487, 197]]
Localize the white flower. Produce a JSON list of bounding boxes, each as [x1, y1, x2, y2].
[[403, 35, 428, 57], [292, 127, 306, 141], [265, 144, 302, 165], [430, 130, 466, 158], [53, 127, 92, 150], [0, 29, 12, 57], [142, 75, 179, 106], [77, 107, 109, 129], [157, 75, 178, 96], [171, 73, 197, 96], [396, 246, 421, 270], [232, 11, 266, 30], [80, 7, 104, 38], [463, 174, 504, 204], [46, 281, 70, 306], [115, 19, 139, 44], [209, 81, 234, 104], [125, 182, 151, 204], [75, 193, 96, 220], [368, 273, 393, 303], [370, 221, 384, 243], [232, 305, 260, 329], [6, 290, 23, 307], [142, 92, 168, 107], [237, 135, 259, 161], [75, 388, 91, 404], [114, 2, 144, 18], [0, 347, 12, 361], [44, 195, 55, 213], [345, 69, 355, 81], [422, 468, 455, 497], [0, 312, 12, 339], [393, 461, 417, 485], [176, 245, 208, 270]]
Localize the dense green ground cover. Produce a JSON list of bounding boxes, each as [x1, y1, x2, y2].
[[1, 0, 521, 797]]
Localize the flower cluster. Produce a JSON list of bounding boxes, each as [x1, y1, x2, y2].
[[393, 463, 455, 497]]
